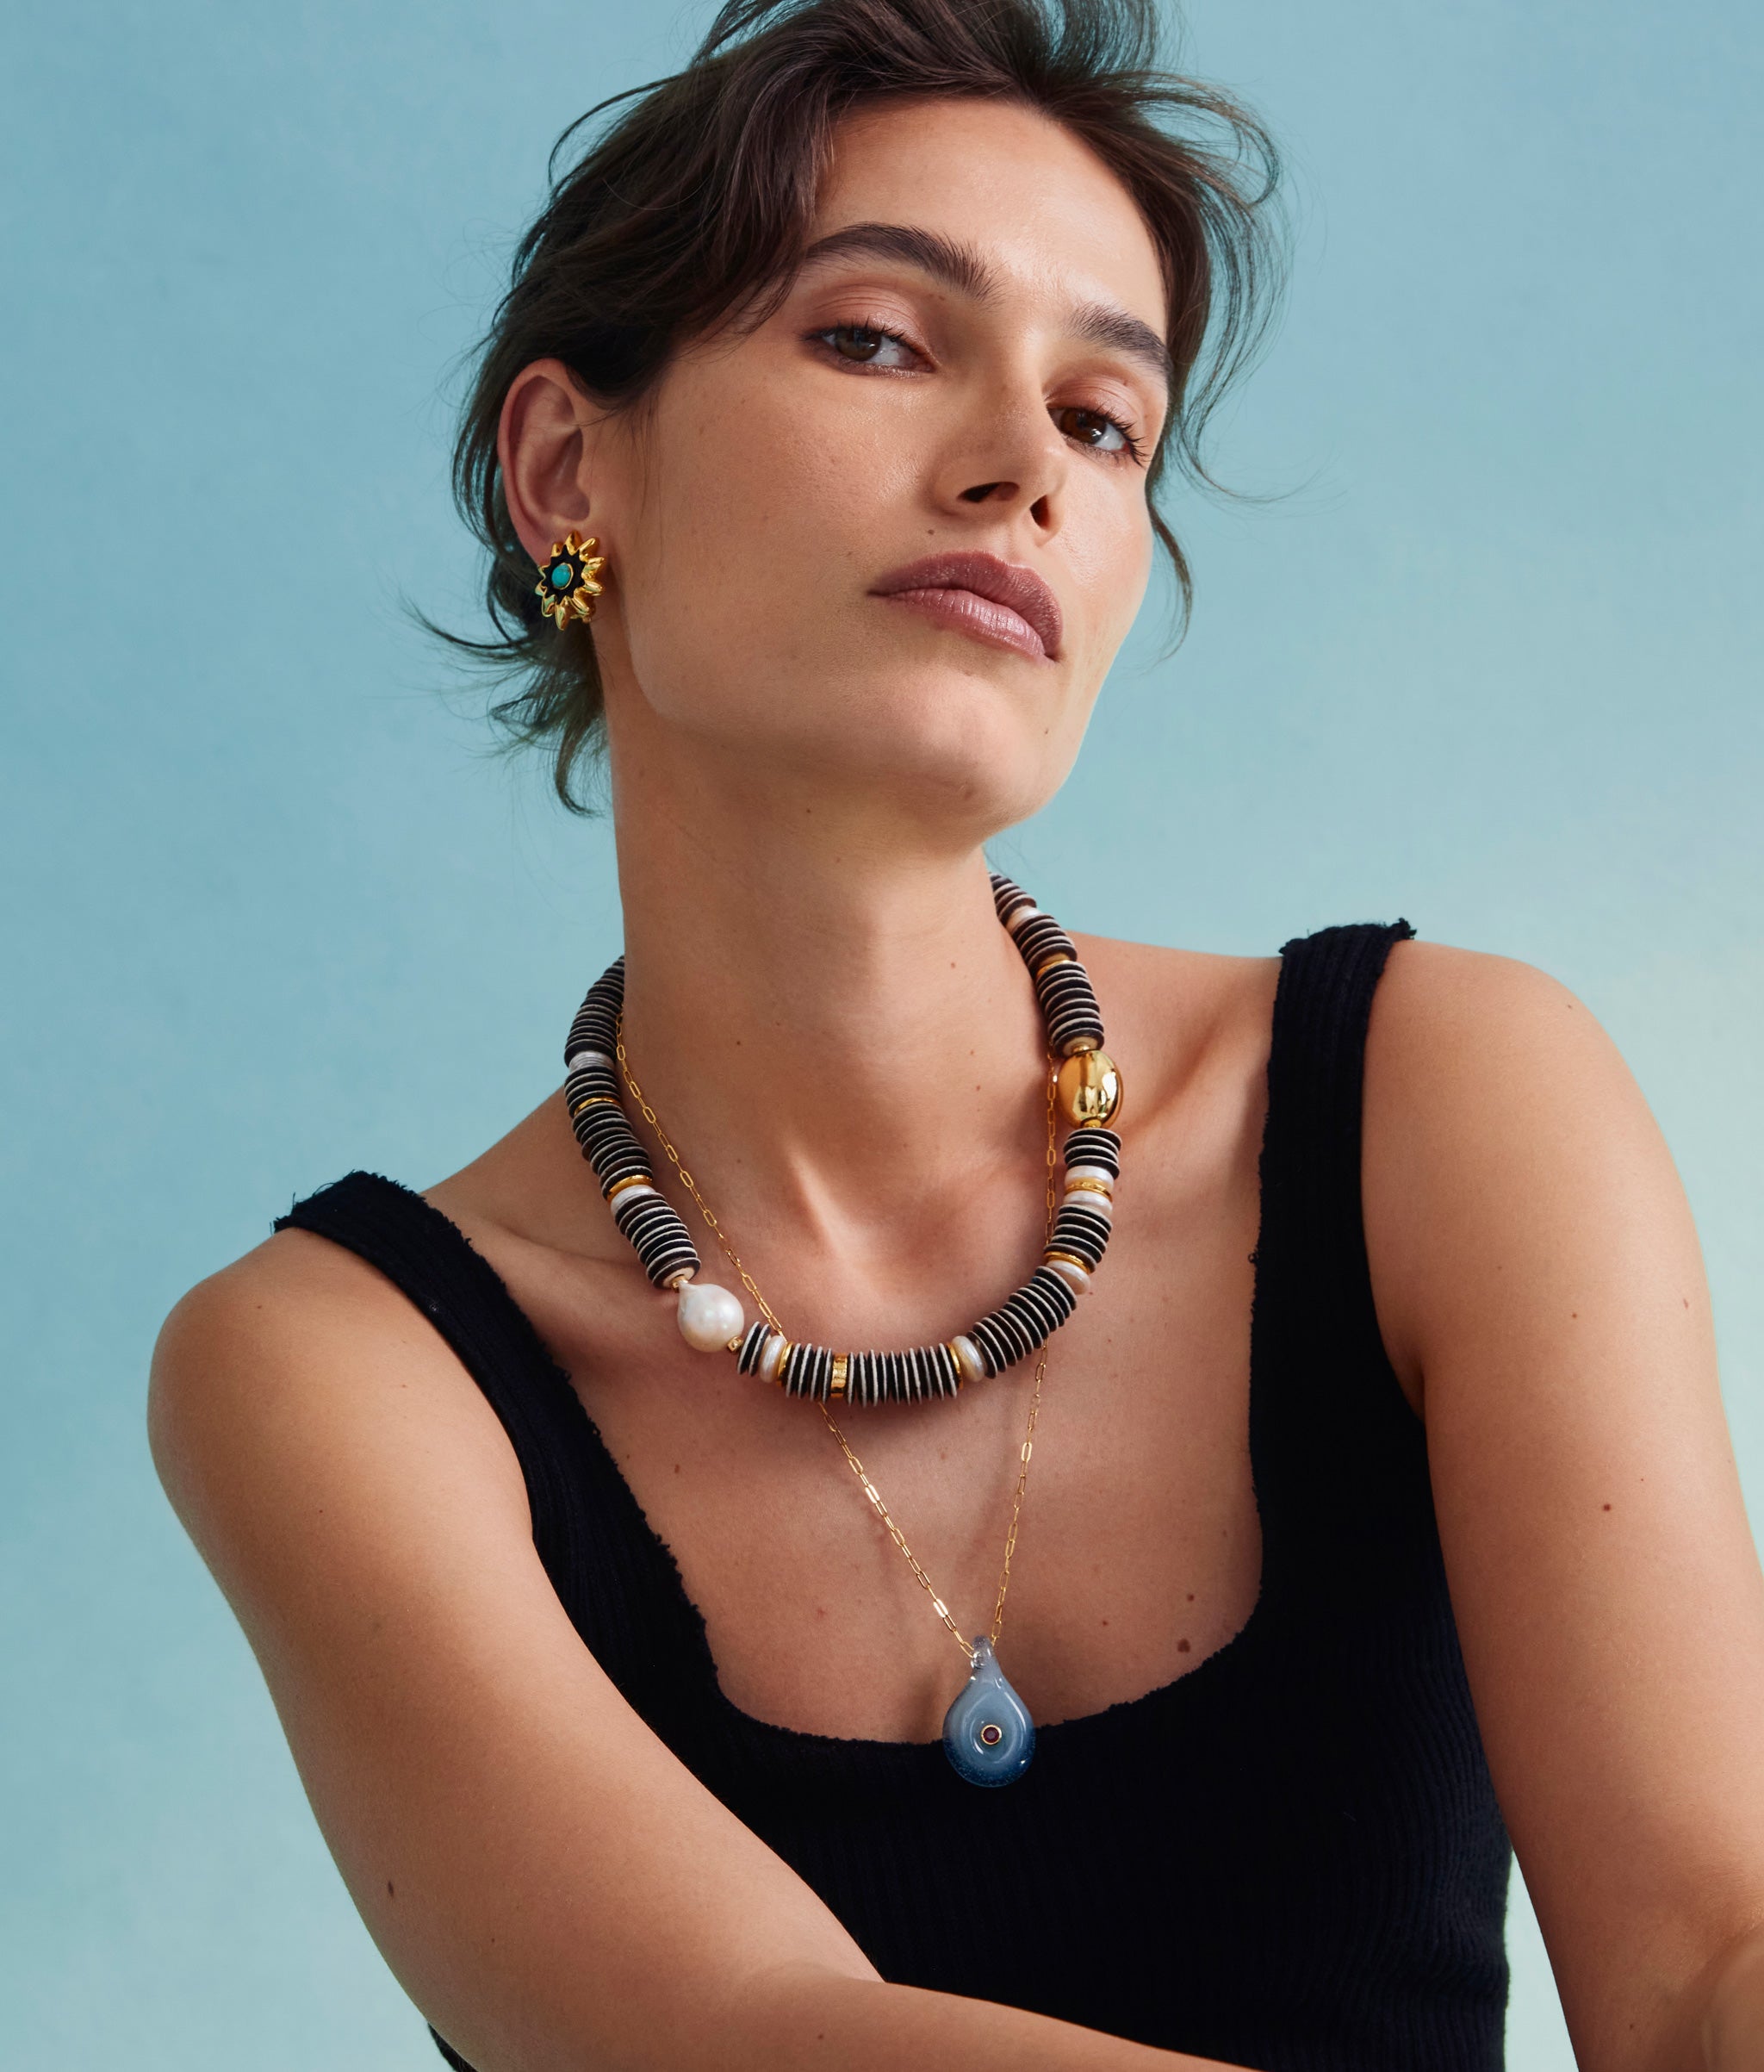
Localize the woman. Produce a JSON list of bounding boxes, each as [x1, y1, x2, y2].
[[146, 2, 1764, 2067]]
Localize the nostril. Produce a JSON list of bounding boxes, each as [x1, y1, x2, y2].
[[960, 481, 1010, 502]]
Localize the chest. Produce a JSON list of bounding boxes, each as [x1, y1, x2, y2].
[[525, 1138, 1269, 1745]]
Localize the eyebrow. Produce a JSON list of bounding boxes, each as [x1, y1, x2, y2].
[[796, 221, 1175, 397]]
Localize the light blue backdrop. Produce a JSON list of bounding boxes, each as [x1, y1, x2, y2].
[[3, 3, 1757, 2066]]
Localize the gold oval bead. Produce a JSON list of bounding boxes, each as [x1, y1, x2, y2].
[[1056, 1047, 1122, 1128], [829, 1353, 849, 1401]]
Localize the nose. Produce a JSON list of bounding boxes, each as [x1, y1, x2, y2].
[[936, 385, 1071, 535]]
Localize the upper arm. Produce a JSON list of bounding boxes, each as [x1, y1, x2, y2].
[[147, 1232, 877, 2072], [1362, 939, 1764, 2072]]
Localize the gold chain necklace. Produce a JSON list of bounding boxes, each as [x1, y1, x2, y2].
[[614, 1023, 1058, 1668]]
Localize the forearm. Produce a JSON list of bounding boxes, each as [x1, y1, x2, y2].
[[726, 1963, 1253, 2072]]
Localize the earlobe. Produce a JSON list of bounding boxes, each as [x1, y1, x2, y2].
[[499, 358, 600, 566]]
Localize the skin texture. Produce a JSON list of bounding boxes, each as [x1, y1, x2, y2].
[[149, 95, 1764, 2072]]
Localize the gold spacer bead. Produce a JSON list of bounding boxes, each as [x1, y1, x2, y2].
[[569, 1093, 622, 1117], [829, 1353, 848, 1401], [606, 1173, 652, 1201], [1064, 1176, 1114, 1197], [1034, 951, 1075, 978], [773, 1341, 794, 1386], [1063, 1035, 1099, 1055], [725, 1335, 744, 1354], [1044, 1248, 1093, 1274]]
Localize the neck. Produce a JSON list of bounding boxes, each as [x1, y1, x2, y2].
[[606, 744, 1051, 1279]]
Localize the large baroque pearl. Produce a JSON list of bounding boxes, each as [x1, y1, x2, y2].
[[676, 1278, 744, 1352]]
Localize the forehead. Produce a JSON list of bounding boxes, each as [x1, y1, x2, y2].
[[809, 96, 1167, 331]]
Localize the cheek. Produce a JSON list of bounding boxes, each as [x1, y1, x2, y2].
[[1060, 482, 1154, 668], [624, 370, 887, 673]]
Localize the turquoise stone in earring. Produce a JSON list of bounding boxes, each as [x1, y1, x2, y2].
[[534, 532, 607, 625], [942, 1636, 1035, 1786]]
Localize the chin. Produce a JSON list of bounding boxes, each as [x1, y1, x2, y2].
[[822, 659, 1076, 836]]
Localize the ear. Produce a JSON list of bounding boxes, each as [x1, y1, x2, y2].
[[498, 359, 604, 565]]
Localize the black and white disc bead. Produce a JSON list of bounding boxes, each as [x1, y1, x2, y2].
[[563, 875, 1123, 1402], [991, 870, 1106, 1057]]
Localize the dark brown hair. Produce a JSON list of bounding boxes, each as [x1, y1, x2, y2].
[[439, 0, 1284, 810]]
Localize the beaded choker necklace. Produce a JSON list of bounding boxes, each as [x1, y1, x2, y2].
[[561, 872, 1123, 1784]]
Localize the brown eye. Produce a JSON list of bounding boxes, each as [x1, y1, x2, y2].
[[811, 322, 916, 369], [831, 325, 886, 362], [1056, 406, 1132, 455]]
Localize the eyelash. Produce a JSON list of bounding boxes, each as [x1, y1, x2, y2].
[[805, 319, 1149, 467]]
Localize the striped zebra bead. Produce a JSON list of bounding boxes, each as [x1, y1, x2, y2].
[[574, 1117, 653, 1194], [989, 871, 1037, 930], [1063, 1126, 1121, 1179], [970, 1266, 1078, 1376], [781, 1342, 834, 1402], [565, 960, 624, 1062], [612, 1189, 700, 1288], [736, 1321, 778, 1375], [848, 1349, 880, 1406], [970, 1308, 1034, 1377], [1010, 912, 1078, 974], [1047, 1199, 1112, 1272], [1034, 960, 1105, 1056], [564, 1063, 622, 1109]]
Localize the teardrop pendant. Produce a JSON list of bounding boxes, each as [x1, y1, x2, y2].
[[941, 1636, 1035, 1787]]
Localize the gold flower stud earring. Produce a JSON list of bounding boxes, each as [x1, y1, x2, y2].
[[534, 532, 608, 625]]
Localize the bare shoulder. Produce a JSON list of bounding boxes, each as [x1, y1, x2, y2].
[[147, 1224, 530, 1595], [1368, 932, 1602, 1067], [1359, 935, 1688, 1410]]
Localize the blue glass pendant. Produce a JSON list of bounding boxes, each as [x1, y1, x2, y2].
[[941, 1637, 1035, 1786]]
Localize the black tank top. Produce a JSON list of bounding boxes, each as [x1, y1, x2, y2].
[[275, 918, 1512, 2071]]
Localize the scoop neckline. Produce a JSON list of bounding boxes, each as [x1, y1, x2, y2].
[[359, 951, 1285, 1763], [688, 1000, 1281, 1761]]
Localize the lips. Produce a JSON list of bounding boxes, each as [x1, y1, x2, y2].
[[868, 551, 1063, 662]]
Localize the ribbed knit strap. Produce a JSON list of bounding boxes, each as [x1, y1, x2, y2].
[[1251, 919, 1431, 1595], [1268, 918, 1415, 1346]]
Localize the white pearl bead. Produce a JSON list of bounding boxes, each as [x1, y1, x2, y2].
[[567, 1049, 612, 1073], [758, 1333, 787, 1382], [1062, 1183, 1114, 1221], [1063, 1164, 1115, 1192], [952, 1335, 985, 1384], [676, 1279, 744, 1352], [1004, 905, 1040, 934], [1044, 1255, 1092, 1297]]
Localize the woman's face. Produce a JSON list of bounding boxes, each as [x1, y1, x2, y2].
[[526, 95, 1172, 842]]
